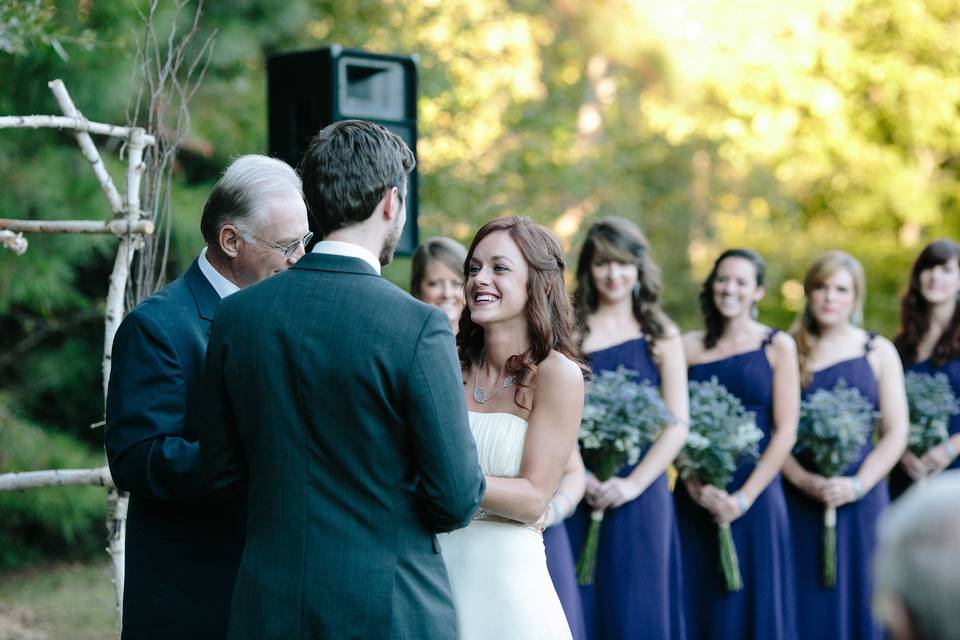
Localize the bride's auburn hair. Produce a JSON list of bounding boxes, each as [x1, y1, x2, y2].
[[458, 216, 587, 407]]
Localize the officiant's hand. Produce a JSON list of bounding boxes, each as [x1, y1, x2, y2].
[[589, 477, 641, 510], [900, 451, 930, 481]]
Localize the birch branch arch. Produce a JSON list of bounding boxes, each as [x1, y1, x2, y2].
[[0, 79, 154, 627], [0, 4, 215, 635]]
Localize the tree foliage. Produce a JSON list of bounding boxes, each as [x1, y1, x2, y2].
[[2, 0, 959, 448]]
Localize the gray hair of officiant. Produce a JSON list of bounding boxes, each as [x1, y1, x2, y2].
[[200, 154, 303, 244], [873, 471, 960, 640]]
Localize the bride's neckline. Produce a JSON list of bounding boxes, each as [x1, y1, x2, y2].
[[468, 410, 529, 424]]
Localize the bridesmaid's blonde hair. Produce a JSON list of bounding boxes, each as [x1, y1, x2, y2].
[[792, 251, 867, 387]]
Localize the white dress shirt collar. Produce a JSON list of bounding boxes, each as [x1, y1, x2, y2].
[[311, 240, 381, 275], [198, 247, 240, 299]]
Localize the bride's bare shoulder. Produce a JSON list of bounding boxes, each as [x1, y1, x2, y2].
[[536, 351, 586, 391]]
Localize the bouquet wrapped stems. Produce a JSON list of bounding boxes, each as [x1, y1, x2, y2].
[[677, 377, 762, 593], [576, 457, 620, 586], [794, 379, 876, 588], [576, 508, 605, 585], [575, 367, 674, 586], [823, 505, 837, 587], [718, 523, 742, 591]]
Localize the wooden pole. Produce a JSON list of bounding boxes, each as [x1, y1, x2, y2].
[[0, 115, 156, 145], [0, 219, 154, 236], [48, 80, 125, 215], [0, 467, 114, 491]]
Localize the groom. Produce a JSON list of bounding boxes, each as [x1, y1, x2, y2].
[[200, 120, 485, 639]]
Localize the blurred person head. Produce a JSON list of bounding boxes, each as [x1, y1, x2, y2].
[[200, 154, 309, 288], [298, 119, 416, 266], [894, 239, 960, 367], [411, 237, 467, 329], [572, 216, 669, 346], [699, 249, 767, 347], [458, 216, 584, 406], [792, 250, 867, 386], [873, 471, 960, 640]]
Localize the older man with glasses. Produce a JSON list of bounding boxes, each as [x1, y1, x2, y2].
[[104, 154, 308, 640]]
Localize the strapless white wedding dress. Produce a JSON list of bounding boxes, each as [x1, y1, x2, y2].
[[438, 412, 572, 639]]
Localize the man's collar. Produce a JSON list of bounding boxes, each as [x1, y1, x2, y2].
[[311, 240, 381, 275], [198, 247, 241, 299]]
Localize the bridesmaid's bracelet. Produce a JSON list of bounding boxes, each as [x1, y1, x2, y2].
[[944, 440, 959, 460], [734, 491, 748, 515], [852, 477, 864, 500]]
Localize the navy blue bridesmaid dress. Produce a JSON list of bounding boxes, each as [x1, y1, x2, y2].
[[675, 329, 798, 640], [566, 337, 686, 640], [544, 523, 587, 640], [783, 333, 886, 640], [889, 356, 960, 499]]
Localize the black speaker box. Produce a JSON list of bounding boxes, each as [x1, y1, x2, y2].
[[267, 45, 419, 255]]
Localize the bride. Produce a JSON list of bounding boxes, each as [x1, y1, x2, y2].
[[438, 216, 586, 639]]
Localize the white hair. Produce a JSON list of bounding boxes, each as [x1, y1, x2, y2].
[[200, 154, 303, 244], [874, 471, 960, 640]]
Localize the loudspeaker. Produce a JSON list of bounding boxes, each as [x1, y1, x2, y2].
[[267, 45, 419, 255]]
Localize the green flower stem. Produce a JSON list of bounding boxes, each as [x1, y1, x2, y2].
[[718, 523, 743, 591], [576, 509, 604, 585], [823, 505, 837, 588]]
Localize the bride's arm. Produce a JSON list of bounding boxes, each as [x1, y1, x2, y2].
[[481, 354, 584, 524]]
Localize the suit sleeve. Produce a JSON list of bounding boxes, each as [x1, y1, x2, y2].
[[198, 307, 248, 491], [105, 309, 211, 502], [404, 309, 485, 532]]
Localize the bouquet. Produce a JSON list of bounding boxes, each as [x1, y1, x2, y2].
[[576, 366, 674, 585], [904, 371, 960, 457], [794, 379, 877, 587], [676, 377, 762, 591]]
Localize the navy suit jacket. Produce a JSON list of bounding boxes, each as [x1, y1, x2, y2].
[[105, 258, 245, 640], [200, 252, 485, 640]]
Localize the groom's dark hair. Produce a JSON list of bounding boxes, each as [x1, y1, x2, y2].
[[299, 120, 416, 237]]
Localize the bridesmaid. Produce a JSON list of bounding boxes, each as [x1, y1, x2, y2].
[[565, 217, 689, 640], [543, 452, 588, 640], [890, 239, 960, 498], [677, 249, 800, 640], [411, 236, 467, 332], [782, 251, 908, 640]]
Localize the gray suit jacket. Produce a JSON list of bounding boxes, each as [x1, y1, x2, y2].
[[200, 251, 484, 640]]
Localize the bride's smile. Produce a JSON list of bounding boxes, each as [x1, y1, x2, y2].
[[466, 230, 530, 327]]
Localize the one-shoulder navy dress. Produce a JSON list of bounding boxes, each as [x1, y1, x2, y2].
[[675, 329, 798, 640], [783, 333, 886, 640], [566, 337, 686, 640]]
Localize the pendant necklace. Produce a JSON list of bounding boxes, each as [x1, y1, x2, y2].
[[473, 355, 517, 404]]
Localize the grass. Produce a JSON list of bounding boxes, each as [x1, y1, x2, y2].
[[0, 560, 116, 640]]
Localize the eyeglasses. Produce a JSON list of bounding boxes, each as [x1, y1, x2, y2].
[[239, 229, 313, 258]]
